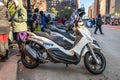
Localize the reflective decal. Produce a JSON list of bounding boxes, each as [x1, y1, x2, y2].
[[43, 42, 53, 46]]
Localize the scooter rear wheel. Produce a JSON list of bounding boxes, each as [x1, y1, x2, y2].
[[21, 51, 39, 69], [84, 50, 106, 74]]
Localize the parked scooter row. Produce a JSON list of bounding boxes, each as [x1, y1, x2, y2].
[[46, 20, 100, 48], [21, 21, 106, 74], [21, 8, 106, 74]]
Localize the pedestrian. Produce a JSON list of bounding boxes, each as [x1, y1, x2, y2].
[[57, 17, 62, 24], [11, 0, 27, 55], [32, 8, 41, 31], [40, 11, 47, 32], [0, 0, 10, 62], [94, 14, 104, 35], [46, 14, 51, 24]]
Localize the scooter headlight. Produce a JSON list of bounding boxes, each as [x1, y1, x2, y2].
[[89, 43, 94, 49], [89, 43, 101, 50]]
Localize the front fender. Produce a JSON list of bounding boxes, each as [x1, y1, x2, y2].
[[81, 43, 101, 57], [81, 46, 89, 57]]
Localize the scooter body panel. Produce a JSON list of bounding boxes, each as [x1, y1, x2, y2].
[[72, 37, 91, 55], [51, 31, 74, 44], [47, 48, 80, 64], [29, 36, 74, 56]]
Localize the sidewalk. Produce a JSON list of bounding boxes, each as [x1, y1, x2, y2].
[[103, 25, 120, 30], [0, 49, 20, 80]]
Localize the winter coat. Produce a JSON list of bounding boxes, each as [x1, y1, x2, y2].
[[0, 2, 10, 34], [32, 12, 41, 25], [12, 0, 27, 32], [41, 15, 46, 25], [96, 17, 103, 26]]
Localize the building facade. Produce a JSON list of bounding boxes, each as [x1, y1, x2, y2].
[[23, 0, 80, 12], [46, 0, 78, 12], [90, 0, 111, 18], [94, 0, 100, 18], [88, 6, 92, 18], [88, 3, 95, 18], [99, 0, 106, 16], [31, 0, 46, 11], [99, 0, 111, 16], [23, 0, 47, 12], [110, 0, 120, 17], [89, 0, 120, 19]]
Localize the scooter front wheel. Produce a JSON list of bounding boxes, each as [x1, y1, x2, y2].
[[21, 52, 39, 69], [84, 50, 106, 74]]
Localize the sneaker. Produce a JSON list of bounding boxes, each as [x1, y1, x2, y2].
[[94, 33, 97, 34], [5, 50, 9, 60], [101, 33, 104, 35]]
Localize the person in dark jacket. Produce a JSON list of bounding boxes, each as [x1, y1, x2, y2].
[[94, 14, 104, 34], [40, 11, 46, 32], [32, 8, 40, 31]]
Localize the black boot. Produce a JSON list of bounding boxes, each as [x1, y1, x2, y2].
[[0, 56, 7, 62], [5, 50, 8, 60]]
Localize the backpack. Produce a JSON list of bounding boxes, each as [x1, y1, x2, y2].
[[96, 18, 102, 26]]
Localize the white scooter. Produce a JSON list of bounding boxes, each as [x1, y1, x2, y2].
[[47, 22, 100, 47], [21, 18, 106, 74]]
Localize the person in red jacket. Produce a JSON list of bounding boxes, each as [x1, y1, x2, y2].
[[57, 17, 62, 24]]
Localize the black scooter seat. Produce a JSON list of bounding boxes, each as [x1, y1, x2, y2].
[[50, 28, 75, 41], [34, 32, 73, 50]]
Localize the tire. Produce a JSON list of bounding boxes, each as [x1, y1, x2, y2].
[[21, 51, 39, 69], [84, 50, 106, 74]]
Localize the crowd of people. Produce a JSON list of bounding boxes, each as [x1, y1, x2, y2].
[[31, 8, 67, 32], [109, 18, 120, 25], [32, 8, 52, 32], [0, 0, 28, 61]]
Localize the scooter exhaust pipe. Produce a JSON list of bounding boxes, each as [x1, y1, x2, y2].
[[23, 45, 38, 60], [23, 45, 47, 63]]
